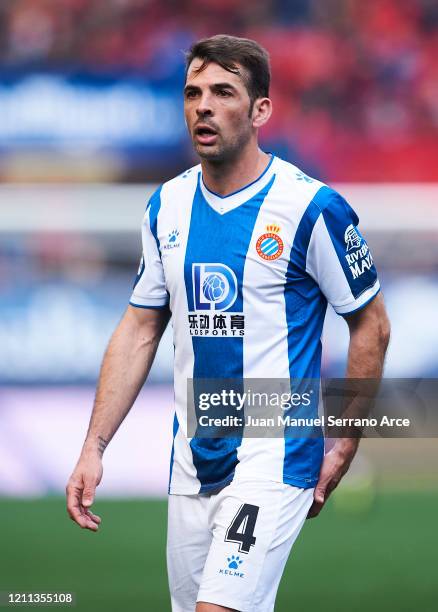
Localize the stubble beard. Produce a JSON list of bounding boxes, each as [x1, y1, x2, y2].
[[194, 125, 253, 165]]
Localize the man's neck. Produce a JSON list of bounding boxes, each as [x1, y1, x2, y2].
[[201, 145, 271, 197]]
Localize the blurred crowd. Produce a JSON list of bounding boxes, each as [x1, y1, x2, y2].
[[1, 2, 438, 384], [1, 0, 438, 180]]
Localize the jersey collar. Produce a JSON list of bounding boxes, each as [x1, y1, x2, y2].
[[199, 154, 276, 215]]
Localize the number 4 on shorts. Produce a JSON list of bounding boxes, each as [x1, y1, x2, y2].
[[224, 503, 259, 554]]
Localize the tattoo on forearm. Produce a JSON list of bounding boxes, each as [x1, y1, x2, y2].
[[97, 436, 109, 457]]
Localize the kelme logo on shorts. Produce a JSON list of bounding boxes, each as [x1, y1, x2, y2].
[[218, 554, 244, 579]]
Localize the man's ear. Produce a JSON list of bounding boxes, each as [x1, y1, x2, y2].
[[252, 97, 272, 129]]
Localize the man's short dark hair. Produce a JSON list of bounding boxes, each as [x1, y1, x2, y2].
[[185, 34, 270, 107]]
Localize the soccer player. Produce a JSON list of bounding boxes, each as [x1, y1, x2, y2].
[[66, 35, 390, 611]]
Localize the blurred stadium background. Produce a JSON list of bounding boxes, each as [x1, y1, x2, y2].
[[0, 1, 437, 611]]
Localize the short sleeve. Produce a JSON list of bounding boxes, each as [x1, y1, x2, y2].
[[129, 188, 169, 309], [306, 187, 380, 316]]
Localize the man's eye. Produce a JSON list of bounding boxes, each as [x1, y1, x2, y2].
[[185, 90, 197, 99], [217, 90, 231, 97]]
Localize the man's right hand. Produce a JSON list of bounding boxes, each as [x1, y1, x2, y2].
[[66, 453, 103, 531]]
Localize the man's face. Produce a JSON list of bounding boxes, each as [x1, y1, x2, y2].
[[184, 59, 255, 162]]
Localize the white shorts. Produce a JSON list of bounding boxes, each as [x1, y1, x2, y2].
[[167, 479, 314, 612]]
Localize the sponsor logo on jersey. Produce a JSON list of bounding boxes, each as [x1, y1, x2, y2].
[[344, 224, 374, 279], [256, 224, 284, 261], [218, 555, 244, 578], [192, 263, 237, 311], [344, 224, 362, 251], [188, 312, 245, 337], [190, 263, 245, 336], [162, 229, 180, 250]]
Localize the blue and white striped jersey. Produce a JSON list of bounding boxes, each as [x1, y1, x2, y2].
[[130, 155, 380, 494]]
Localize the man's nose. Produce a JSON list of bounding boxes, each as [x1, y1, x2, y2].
[[196, 92, 214, 117]]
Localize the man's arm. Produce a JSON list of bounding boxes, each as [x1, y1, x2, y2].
[[66, 304, 170, 531], [307, 293, 390, 518]]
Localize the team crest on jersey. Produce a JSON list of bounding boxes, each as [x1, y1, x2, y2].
[[256, 224, 284, 261]]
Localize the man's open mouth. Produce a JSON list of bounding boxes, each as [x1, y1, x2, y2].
[[194, 125, 218, 144], [195, 125, 218, 136]]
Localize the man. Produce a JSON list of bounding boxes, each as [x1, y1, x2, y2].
[[67, 35, 390, 612]]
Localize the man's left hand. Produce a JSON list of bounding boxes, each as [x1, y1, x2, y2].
[[307, 439, 359, 519]]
